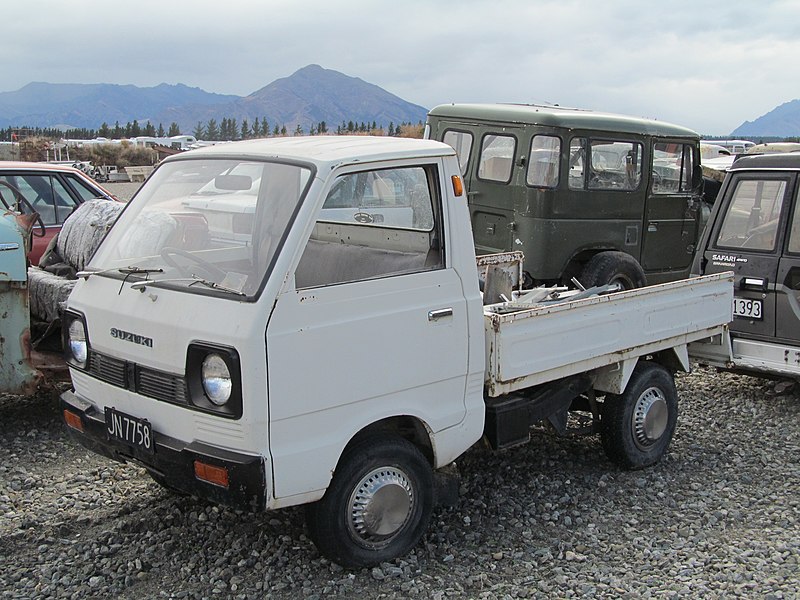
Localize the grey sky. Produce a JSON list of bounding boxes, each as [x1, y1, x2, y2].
[[4, 0, 798, 135]]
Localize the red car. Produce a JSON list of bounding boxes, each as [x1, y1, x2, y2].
[[0, 162, 117, 265]]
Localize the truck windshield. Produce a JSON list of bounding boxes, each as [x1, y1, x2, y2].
[[88, 158, 312, 298]]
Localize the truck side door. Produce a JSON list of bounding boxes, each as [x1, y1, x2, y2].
[[642, 142, 700, 274], [701, 172, 794, 339], [265, 161, 470, 499], [775, 177, 800, 343]]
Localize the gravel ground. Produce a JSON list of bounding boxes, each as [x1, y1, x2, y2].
[[104, 181, 142, 202], [1, 366, 798, 599]]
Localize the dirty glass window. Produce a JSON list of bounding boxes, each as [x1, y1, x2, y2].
[[588, 141, 642, 191], [568, 137, 586, 189], [89, 159, 312, 299], [653, 143, 694, 194], [477, 134, 515, 183], [716, 179, 787, 251], [787, 187, 800, 254], [526, 135, 561, 188], [66, 174, 109, 202], [443, 130, 473, 175], [0, 173, 78, 226], [296, 165, 443, 289]]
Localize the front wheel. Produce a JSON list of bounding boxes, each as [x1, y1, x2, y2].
[[600, 362, 678, 469], [305, 435, 434, 569]]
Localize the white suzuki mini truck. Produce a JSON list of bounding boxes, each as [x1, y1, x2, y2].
[[60, 136, 732, 568]]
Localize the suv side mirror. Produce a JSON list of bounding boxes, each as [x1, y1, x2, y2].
[[692, 164, 704, 191]]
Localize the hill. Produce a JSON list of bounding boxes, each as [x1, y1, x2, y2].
[[0, 66, 428, 134], [731, 99, 800, 137], [157, 65, 428, 133], [0, 82, 237, 130]]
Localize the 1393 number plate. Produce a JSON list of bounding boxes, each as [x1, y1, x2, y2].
[[733, 297, 763, 320], [105, 407, 154, 453]]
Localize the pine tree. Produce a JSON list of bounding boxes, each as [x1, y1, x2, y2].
[[130, 120, 141, 137], [241, 119, 249, 140], [168, 122, 181, 136], [294, 124, 303, 136], [280, 125, 287, 136], [192, 122, 205, 139], [318, 121, 327, 134], [98, 122, 110, 138], [206, 119, 219, 140]]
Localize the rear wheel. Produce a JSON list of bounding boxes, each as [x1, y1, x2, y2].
[[601, 362, 678, 469], [305, 435, 434, 568], [579, 251, 646, 290]]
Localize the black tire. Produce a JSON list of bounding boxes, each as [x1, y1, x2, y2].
[[305, 435, 434, 569], [600, 362, 678, 469], [579, 251, 647, 290]]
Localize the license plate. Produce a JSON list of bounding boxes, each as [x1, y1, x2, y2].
[[105, 407, 154, 453], [733, 297, 763, 320]]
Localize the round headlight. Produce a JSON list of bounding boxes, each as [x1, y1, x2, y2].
[[68, 319, 88, 367], [201, 354, 232, 406]]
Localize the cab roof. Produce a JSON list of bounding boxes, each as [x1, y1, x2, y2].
[[427, 103, 699, 139], [168, 136, 456, 170], [730, 152, 800, 171]]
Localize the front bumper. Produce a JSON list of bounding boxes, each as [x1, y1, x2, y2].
[[60, 389, 266, 511]]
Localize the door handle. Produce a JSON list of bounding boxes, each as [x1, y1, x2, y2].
[[740, 277, 768, 292], [428, 308, 453, 321]]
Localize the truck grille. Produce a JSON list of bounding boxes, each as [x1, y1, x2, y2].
[[136, 367, 188, 404], [88, 352, 127, 387], [86, 350, 188, 405]]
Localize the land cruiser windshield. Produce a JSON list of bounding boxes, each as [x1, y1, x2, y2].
[[88, 158, 312, 298]]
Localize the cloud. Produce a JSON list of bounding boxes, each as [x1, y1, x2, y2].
[[3, 0, 799, 134]]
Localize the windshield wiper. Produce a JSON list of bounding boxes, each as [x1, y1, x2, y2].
[[130, 274, 246, 296], [77, 266, 164, 280], [187, 275, 247, 296]]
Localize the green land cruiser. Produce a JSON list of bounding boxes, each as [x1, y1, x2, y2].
[[425, 103, 705, 288]]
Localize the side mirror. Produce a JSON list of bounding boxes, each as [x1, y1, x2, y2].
[[692, 164, 704, 191]]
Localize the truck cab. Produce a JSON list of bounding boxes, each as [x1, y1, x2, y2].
[[691, 152, 800, 377]]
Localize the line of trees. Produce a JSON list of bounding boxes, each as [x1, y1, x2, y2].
[[1, 117, 425, 143]]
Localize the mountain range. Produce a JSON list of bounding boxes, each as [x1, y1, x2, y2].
[[731, 99, 800, 137], [0, 65, 428, 134], [1, 64, 797, 137]]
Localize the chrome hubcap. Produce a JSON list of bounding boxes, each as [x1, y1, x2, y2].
[[348, 467, 413, 547], [632, 386, 668, 449]]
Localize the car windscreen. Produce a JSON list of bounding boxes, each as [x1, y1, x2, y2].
[[88, 158, 312, 299]]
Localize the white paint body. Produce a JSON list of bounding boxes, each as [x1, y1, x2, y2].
[[66, 137, 733, 511]]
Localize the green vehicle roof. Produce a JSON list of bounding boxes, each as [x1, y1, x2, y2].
[[427, 103, 699, 139]]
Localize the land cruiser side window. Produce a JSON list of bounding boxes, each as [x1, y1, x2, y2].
[[526, 135, 560, 188], [653, 143, 695, 194], [716, 179, 787, 251], [568, 138, 585, 189], [295, 165, 443, 289], [588, 140, 642, 191], [443, 130, 473, 175], [478, 134, 515, 183]]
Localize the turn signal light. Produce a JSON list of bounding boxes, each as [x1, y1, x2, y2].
[[194, 460, 229, 488], [451, 175, 464, 197], [63, 410, 84, 433]]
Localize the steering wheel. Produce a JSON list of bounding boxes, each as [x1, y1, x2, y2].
[[160, 246, 227, 281], [0, 181, 46, 237]]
